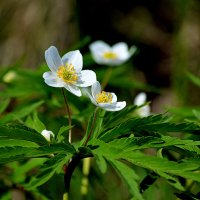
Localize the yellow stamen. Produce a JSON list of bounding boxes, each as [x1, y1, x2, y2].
[[96, 91, 113, 103], [57, 63, 78, 84], [103, 51, 118, 59]]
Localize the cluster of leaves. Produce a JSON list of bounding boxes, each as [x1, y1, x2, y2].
[[0, 61, 200, 200]]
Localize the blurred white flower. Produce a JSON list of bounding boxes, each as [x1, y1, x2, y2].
[[89, 40, 136, 66], [84, 81, 126, 111], [134, 92, 150, 117], [43, 46, 96, 96], [41, 130, 54, 142]]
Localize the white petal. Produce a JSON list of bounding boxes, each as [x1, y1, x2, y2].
[[82, 88, 98, 106], [89, 41, 111, 65], [91, 81, 101, 99], [99, 101, 126, 111], [112, 42, 130, 60], [43, 72, 63, 87], [138, 105, 150, 117], [75, 70, 96, 87], [111, 93, 117, 103], [89, 40, 111, 54], [134, 92, 147, 106], [63, 84, 82, 97], [61, 50, 83, 73], [45, 46, 63, 72]]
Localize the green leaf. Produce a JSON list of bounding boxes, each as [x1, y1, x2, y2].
[[0, 143, 75, 164], [109, 159, 143, 200], [122, 151, 200, 182], [0, 139, 38, 147], [25, 112, 46, 133], [107, 136, 200, 155], [25, 153, 71, 190], [156, 171, 185, 191], [103, 105, 138, 129], [94, 154, 107, 174], [0, 98, 10, 114], [99, 114, 200, 142], [0, 101, 44, 124], [0, 124, 48, 145], [56, 125, 72, 143]]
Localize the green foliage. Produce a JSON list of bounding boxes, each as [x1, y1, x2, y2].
[[1, 50, 200, 200]]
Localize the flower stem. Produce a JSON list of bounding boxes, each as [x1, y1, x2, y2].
[[61, 88, 72, 143], [84, 107, 99, 146], [101, 67, 112, 90]]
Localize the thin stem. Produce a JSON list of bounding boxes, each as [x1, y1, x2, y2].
[[61, 88, 72, 143], [84, 107, 99, 146], [101, 67, 113, 90]]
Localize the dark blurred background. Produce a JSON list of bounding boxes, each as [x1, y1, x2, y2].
[[1, 0, 200, 109]]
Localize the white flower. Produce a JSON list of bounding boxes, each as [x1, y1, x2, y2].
[[43, 46, 97, 96], [89, 40, 136, 66], [41, 130, 54, 142], [134, 92, 150, 117], [84, 81, 126, 111]]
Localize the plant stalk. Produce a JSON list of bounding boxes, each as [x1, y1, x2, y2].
[[84, 107, 99, 146], [61, 88, 72, 143]]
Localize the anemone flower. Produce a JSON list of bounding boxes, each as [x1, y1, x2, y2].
[[134, 92, 150, 117], [43, 46, 96, 96], [89, 40, 136, 66], [41, 130, 54, 142], [84, 81, 126, 111]]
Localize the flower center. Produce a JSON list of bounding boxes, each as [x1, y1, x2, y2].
[[103, 51, 118, 59], [96, 91, 113, 103], [57, 64, 78, 84]]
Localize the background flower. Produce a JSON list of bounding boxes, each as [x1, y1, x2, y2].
[[134, 92, 150, 117], [89, 40, 136, 66]]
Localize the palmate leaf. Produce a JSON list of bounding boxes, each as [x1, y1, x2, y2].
[[121, 152, 200, 182], [109, 159, 143, 200], [94, 154, 107, 174], [90, 139, 200, 193], [156, 171, 185, 191], [0, 124, 48, 146], [99, 114, 200, 142], [0, 143, 75, 164], [103, 105, 138, 129], [25, 153, 71, 190], [107, 136, 200, 155]]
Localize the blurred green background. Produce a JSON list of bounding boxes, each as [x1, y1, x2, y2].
[[0, 0, 200, 110]]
